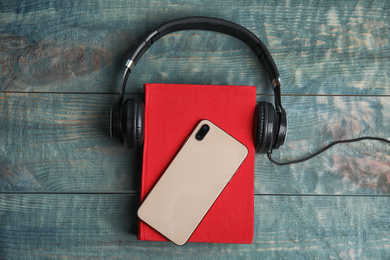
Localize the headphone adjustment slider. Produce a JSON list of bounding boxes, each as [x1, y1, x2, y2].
[[126, 59, 135, 71], [271, 77, 281, 90]]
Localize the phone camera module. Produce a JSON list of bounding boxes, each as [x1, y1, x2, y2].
[[196, 124, 210, 141]]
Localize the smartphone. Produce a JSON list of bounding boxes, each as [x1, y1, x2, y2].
[[137, 119, 248, 245]]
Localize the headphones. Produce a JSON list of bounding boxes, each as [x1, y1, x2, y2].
[[110, 16, 287, 154]]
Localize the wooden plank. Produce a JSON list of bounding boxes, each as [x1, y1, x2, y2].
[[0, 93, 142, 192], [0, 194, 389, 258], [1, 93, 389, 194], [0, 0, 389, 95], [257, 95, 390, 195], [1, 1, 389, 259]]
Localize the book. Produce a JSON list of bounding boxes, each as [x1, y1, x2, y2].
[[138, 83, 255, 243]]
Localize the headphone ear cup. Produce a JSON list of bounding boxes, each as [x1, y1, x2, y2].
[[123, 99, 134, 149], [110, 104, 123, 143], [123, 98, 145, 150], [133, 97, 145, 149], [254, 101, 276, 154], [254, 102, 265, 153], [273, 107, 287, 150]]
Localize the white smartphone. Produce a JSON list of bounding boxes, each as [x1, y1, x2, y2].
[[137, 119, 248, 245]]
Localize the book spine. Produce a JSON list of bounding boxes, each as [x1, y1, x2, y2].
[[137, 84, 150, 241]]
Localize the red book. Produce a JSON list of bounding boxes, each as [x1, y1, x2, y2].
[[138, 83, 255, 243]]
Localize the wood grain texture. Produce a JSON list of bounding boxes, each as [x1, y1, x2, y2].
[[0, 93, 142, 192], [0, 0, 389, 94], [257, 95, 390, 195], [1, 0, 390, 258], [1, 93, 389, 194], [0, 194, 389, 259]]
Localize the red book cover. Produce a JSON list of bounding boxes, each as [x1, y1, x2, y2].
[[138, 83, 255, 243]]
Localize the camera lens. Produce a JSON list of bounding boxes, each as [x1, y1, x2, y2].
[[196, 124, 210, 141]]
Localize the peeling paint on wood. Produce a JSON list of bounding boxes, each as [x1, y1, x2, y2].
[[0, 0, 389, 258], [0, 0, 389, 94], [0, 195, 389, 259]]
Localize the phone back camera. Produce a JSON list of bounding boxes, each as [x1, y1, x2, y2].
[[196, 124, 210, 141]]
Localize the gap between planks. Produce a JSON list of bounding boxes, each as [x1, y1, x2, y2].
[[0, 191, 390, 197], [1, 91, 390, 98]]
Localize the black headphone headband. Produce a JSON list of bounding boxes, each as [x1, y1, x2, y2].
[[119, 16, 283, 112]]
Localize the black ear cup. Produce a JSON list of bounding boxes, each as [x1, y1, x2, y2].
[[110, 104, 123, 143], [134, 98, 145, 148], [254, 101, 277, 154], [123, 99, 134, 149], [253, 102, 265, 153], [273, 107, 287, 150], [123, 97, 144, 150], [110, 97, 145, 150]]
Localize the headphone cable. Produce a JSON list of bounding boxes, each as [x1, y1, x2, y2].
[[267, 136, 390, 166]]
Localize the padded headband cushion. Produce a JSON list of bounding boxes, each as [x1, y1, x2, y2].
[[127, 16, 280, 82], [156, 17, 260, 50]]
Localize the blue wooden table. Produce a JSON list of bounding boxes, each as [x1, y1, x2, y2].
[[1, 0, 390, 258]]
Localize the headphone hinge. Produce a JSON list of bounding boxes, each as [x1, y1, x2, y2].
[[271, 77, 281, 90], [125, 60, 135, 70]]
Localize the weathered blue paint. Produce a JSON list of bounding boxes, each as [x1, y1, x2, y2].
[[0, 0, 389, 94], [0, 195, 389, 259], [0, 0, 389, 258]]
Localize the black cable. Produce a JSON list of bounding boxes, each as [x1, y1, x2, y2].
[[267, 136, 390, 166]]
